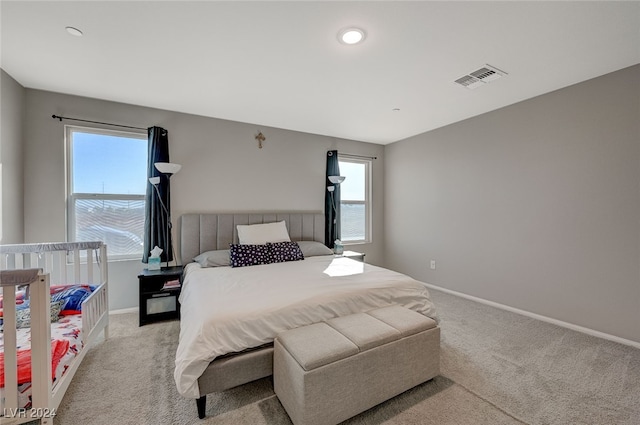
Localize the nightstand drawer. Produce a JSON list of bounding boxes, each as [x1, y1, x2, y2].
[[146, 293, 178, 315]]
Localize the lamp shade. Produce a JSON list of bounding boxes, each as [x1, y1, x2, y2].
[[155, 162, 182, 175], [148, 176, 160, 185], [328, 175, 345, 184]]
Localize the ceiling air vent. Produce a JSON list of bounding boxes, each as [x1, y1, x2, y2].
[[455, 64, 507, 89]]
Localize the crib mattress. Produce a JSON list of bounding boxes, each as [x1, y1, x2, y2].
[[0, 314, 83, 410]]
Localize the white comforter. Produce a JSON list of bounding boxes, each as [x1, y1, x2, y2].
[[174, 255, 437, 398]]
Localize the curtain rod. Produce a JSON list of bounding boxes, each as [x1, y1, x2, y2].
[[51, 114, 147, 131], [339, 153, 378, 160]]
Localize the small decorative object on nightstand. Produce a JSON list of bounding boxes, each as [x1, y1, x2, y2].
[[138, 266, 183, 326], [343, 250, 365, 262]]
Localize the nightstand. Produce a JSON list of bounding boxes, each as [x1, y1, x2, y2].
[[342, 251, 365, 262], [138, 266, 183, 326]]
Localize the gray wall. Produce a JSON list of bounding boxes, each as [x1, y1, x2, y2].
[[11, 63, 640, 346], [22, 89, 384, 310], [0, 69, 25, 243], [384, 64, 640, 344]]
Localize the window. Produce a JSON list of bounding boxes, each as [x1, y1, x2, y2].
[[66, 126, 147, 259], [339, 156, 371, 244]]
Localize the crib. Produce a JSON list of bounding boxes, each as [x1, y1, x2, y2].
[[0, 242, 109, 425]]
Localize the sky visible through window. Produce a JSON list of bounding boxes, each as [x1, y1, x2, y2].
[[72, 132, 147, 194], [339, 161, 365, 200], [339, 160, 367, 242]]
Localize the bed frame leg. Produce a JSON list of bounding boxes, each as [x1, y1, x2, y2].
[[196, 395, 206, 419]]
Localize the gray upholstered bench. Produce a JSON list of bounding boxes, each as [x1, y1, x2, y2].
[[273, 305, 440, 425]]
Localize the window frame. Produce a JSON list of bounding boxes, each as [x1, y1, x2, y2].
[[338, 154, 372, 245], [65, 125, 147, 260]]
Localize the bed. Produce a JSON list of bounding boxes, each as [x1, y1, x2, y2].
[[0, 242, 109, 425], [175, 212, 437, 418]]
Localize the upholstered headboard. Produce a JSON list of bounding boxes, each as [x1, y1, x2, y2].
[[180, 212, 324, 264]]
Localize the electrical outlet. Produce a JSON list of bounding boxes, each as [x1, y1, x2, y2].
[[430, 260, 436, 270]]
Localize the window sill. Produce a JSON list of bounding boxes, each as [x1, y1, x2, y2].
[[342, 240, 371, 246]]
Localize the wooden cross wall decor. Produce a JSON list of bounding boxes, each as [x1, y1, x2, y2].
[[255, 132, 266, 149]]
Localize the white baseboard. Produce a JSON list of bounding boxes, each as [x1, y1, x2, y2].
[[109, 307, 138, 315], [424, 283, 640, 350]]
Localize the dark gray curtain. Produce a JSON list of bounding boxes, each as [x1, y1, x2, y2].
[[324, 150, 341, 248], [142, 126, 173, 263]]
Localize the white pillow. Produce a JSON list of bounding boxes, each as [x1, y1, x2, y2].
[[297, 241, 334, 257], [193, 250, 230, 267], [237, 221, 291, 245]]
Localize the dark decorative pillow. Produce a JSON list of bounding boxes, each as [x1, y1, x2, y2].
[[229, 244, 272, 268], [268, 241, 304, 263]]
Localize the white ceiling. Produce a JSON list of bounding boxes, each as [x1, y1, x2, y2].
[[2, 1, 639, 145]]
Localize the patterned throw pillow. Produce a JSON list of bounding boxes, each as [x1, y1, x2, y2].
[[15, 300, 66, 329], [268, 242, 304, 263], [50, 299, 66, 322], [229, 244, 272, 268], [51, 284, 95, 312]]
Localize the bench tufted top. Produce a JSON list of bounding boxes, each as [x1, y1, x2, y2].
[[276, 306, 437, 371]]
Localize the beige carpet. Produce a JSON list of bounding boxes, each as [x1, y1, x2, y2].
[[53, 289, 640, 424]]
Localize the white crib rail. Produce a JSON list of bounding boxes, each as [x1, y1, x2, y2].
[[82, 276, 110, 342], [1, 270, 52, 425], [0, 241, 106, 286]]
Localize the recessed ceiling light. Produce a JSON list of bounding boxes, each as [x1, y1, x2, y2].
[[392, 108, 401, 112], [66, 26, 83, 37], [338, 28, 366, 45]]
